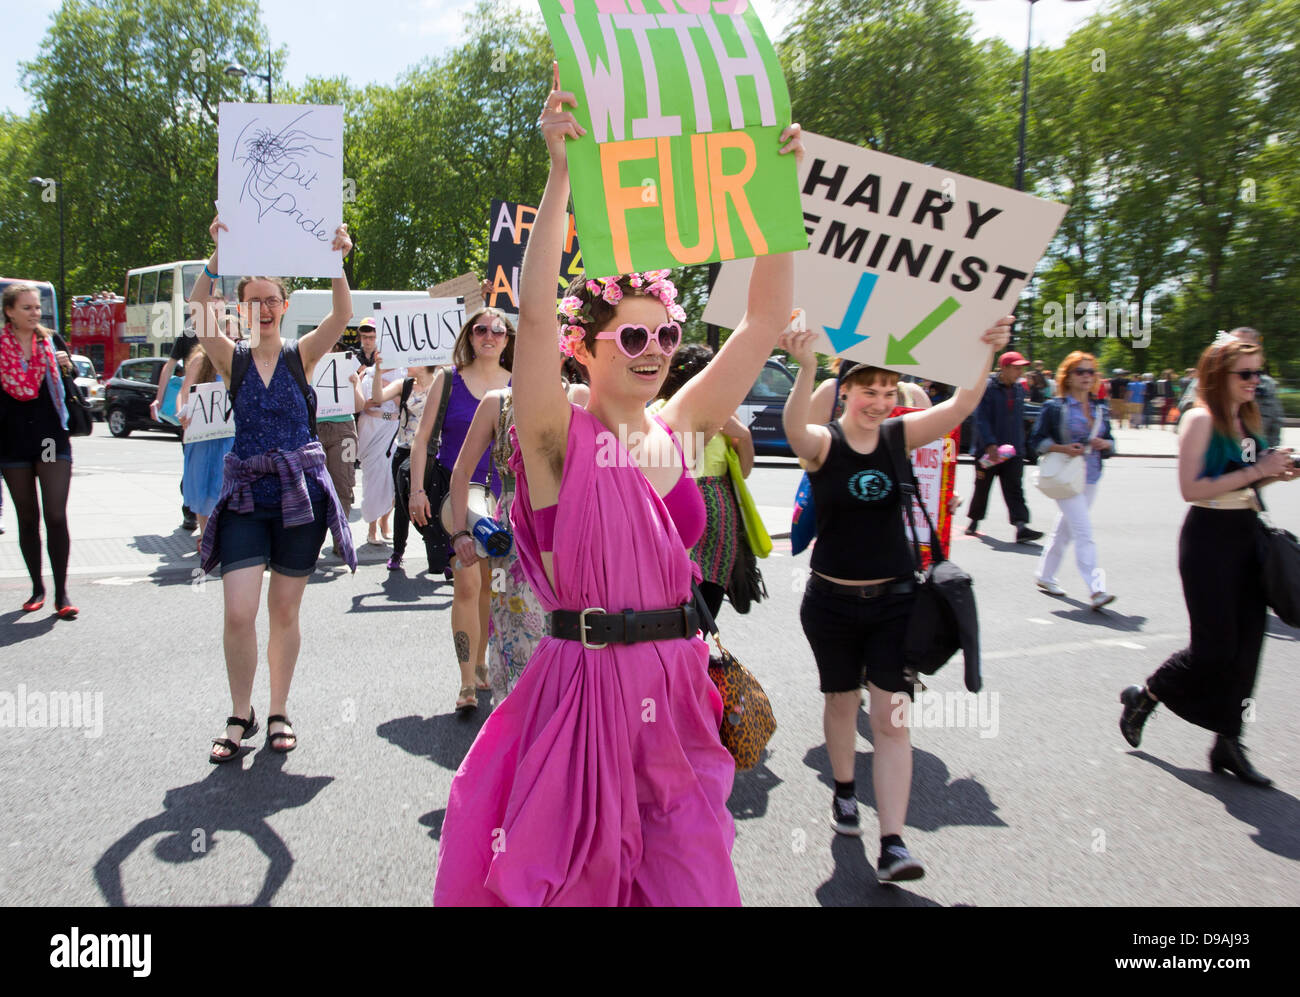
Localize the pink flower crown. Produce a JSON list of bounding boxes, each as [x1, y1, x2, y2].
[[557, 271, 687, 358]]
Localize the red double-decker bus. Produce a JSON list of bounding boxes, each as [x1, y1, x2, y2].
[[68, 294, 127, 377]]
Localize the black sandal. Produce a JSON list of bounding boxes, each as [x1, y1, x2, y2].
[[209, 708, 259, 764], [266, 714, 297, 753]]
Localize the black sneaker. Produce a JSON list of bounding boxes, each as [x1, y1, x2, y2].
[[830, 795, 862, 836], [877, 842, 925, 883], [1119, 685, 1157, 748], [1015, 526, 1044, 543], [964, 520, 980, 536]]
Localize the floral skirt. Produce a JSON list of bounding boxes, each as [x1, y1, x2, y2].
[[487, 490, 547, 704]]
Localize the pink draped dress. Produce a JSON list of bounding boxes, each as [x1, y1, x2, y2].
[[432, 405, 740, 906]]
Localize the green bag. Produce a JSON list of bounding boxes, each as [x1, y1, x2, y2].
[[725, 442, 772, 559]]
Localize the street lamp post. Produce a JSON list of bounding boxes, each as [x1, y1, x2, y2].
[[974, 0, 1094, 361], [28, 172, 65, 336], [224, 50, 273, 102]]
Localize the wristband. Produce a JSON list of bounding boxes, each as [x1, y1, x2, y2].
[[450, 531, 472, 546], [203, 265, 218, 280], [411, 489, 426, 497]]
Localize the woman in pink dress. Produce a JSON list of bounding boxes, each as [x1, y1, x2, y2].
[[433, 68, 803, 906]]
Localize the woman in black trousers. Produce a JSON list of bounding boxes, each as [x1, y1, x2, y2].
[[1, 283, 79, 618], [1119, 338, 1297, 784]]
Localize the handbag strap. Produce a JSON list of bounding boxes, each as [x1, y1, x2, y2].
[[426, 365, 455, 457], [883, 418, 945, 571], [690, 580, 729, 657]]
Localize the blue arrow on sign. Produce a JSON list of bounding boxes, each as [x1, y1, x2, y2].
[[823, 272, 878, 354]]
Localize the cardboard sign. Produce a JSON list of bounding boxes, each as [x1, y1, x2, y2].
[[902, 421, 959, 566], [703, 132, 1068, 387], [183, 382, 234, 443], [538, 0, 807, 277], [312, 351, 362, 419], [485, 199, 583, 314], [217, 103, 345, 278], [373, 298, 466, 368]]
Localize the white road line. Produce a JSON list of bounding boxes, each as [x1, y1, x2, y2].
[[1026, 617, 1055, 625], [984, 633, 1184, 661]]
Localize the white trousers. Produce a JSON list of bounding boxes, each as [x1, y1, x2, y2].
[[1036, 481, 1105, 593]]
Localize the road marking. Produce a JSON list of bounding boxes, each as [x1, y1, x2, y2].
[[984, 633, 1183, 661], [1026, 617, 1054, 626], [1115, 640, 1145, 650], [92, 576, 151, 586]]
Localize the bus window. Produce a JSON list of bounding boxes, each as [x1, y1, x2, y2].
[[127, 273, 141, 306], [157, 267, 174, 304], [182, 263, 207, 299], [140, 270, 159, 305]]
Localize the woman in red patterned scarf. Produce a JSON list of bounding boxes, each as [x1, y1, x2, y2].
[[0, 283, 79, 618]]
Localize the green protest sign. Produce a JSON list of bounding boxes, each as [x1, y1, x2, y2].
[[538, 0, 807, 278]]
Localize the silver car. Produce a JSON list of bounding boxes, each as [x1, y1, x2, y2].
[[70, 354, 105, 420]]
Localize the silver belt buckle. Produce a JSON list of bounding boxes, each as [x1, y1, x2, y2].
[[579, 606, 608, 650]]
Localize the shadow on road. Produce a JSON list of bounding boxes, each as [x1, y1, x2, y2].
[[814, 835, 945, 907], [1265, 614, 1299, 642], [970, 535, 1043, 556], [728, 751, 782, 821], [376, 708, 489, 773], [419, 808, 445, 842], [1129, 751, 1300, 860], [347, 571, 453, 611], [93, 750, 333, 906], [1050, 604, 1149, 631], [0, 609, 59, 647]]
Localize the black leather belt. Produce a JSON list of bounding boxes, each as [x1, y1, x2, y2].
[[807, 575, 916, 599], [550, 603, 700, 649]]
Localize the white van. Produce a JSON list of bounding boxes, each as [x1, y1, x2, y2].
[[281, 289, 435, 340]]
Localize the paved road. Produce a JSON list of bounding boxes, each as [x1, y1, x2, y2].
[[1, 425, 1297, 906]]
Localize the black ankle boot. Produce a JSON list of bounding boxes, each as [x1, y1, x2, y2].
[[1119, 685, 1157, 748], [1209, 736, 1273, 787]]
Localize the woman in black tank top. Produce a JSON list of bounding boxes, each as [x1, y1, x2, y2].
[[780, 318, 1012, 884]]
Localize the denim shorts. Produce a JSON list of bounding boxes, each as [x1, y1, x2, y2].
[[218, 501, 327, 577], [799, 576, 917, 696]]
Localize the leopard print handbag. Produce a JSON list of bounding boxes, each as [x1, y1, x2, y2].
[[694, 582, 776, 770]]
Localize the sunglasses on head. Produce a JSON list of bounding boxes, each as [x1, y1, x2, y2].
[[1234, 369, 1264, 380], [594, 321, 682, 359], [472, 322, 508, 338]]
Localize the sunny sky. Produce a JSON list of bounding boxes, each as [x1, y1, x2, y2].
[[3, 0, 1110, 117]]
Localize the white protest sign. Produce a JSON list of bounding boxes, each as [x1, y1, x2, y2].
[[183, 382, 234, 443], [312, 351, 362, 419], [703, 132, 1068, 387], [217, 103, 345, 278], [373, 297, 465, 368], [903, 438, 944, 545]]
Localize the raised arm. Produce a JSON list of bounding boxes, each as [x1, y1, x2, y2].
[[781, 329, 833, 469], [187, 216, 236, 380], [369, 357, 406, 406], [297, 225, 354, 371], [664, 126, 804, 438], [449, 391, 505, 567], [901, 317, 1013, 451], [809, 376, 838, 426], [513, 63, 583, 491]]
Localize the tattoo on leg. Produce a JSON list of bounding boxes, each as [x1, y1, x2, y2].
[[454, 631, 470, 664]]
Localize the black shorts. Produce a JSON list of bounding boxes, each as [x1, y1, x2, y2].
[[799, 575, 916, 696], [218, 501, 328, 577]]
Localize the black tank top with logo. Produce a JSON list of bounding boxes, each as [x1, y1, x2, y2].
[[809, 418, 914, 581]]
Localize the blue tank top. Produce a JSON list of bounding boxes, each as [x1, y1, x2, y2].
[[232, 343, 323, 506]]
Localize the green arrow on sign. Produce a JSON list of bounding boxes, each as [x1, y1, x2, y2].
[[885, 296, 961, 365]]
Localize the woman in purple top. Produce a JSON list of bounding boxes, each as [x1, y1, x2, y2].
[[189, 214, 355, 764], [409, 309, 514, 712]]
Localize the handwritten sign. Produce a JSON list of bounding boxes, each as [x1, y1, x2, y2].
[[217, 103, 345, 278], [900, 419, 959, 566], [312, 351, 362, 419], [538, 0, 806, 277], [183, 382, 234, 443], [485, 199, 583, 314], [703, 132, 1068, 387], [373, 298, 465, 368]]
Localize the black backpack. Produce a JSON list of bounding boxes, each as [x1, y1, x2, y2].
[[227, 340, 318, 438]]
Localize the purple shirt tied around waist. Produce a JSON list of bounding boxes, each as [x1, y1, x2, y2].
[[199, 440, 357, 575]]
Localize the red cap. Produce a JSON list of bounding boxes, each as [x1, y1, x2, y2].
[[999, 351, 1030, 368]]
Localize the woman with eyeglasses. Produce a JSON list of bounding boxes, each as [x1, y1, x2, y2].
[[408, 309, 513, 712], [1119, 338, 1297, 786], [433, 67, 803, 907], [188, 215, 356, 763], [1028, 352, 1116, 609]]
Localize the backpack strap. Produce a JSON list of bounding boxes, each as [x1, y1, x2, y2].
[[227, 342, 252, 408], [426, 366, 455, 458], [386, 376, 417, 458], [282, 340, 318, 439], [883, 417, 945, 569]]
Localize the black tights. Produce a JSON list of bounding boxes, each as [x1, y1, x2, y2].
[[2, 460, 72, 605]]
